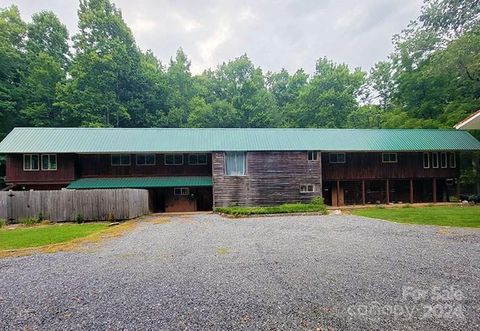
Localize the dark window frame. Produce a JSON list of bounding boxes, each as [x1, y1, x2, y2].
[[41, 154, 57, 171], [164, 154, 184, 166], [382, 152, 398, 164], [111, 154, 131, 166], [136, 154, 156, 166], [23, 154, 40, 171]]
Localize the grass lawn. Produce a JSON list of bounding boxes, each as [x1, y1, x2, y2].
[[0, 223, 109, 250], [351, 205, 480, 227]]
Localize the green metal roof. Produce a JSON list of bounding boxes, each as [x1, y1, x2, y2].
[[67, 176, 212, 189], [0, 127, 479, 153]]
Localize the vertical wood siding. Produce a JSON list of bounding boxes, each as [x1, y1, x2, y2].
[[321, 152, 458, 180], [0, 189, 149, 223], [212, 152, 322, 207]]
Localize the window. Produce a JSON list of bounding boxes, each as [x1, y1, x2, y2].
[[423, 152, 430, 168], [188, 153, 208, 165], [329, 153, 346, 164], [307, 151, 318, 161], [174, 187, 189, 196], [382, 153, 398, 163], [440, 152, 448, 168], [225, 152, 246, 176], [165, 154, 184, 165], [449, 152, 456, 168], [23, 154, 39, 171], [432, 152, 439, 168], [136, 154, 155, 166], [41, 154, 57, 171], [111, 154, 131, 166], [300, 184, 315, 193]]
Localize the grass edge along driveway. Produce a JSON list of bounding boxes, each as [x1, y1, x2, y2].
[[0, 223, 109, 251], [351, 205, 480, 228]]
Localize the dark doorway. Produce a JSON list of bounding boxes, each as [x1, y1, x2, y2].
[[149, 188, 166, 212]]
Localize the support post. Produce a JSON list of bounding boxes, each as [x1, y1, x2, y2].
[[409, 179, 414, 204], [336, 180, 340, 207], [456, 179, 460, 202], [433, 178, 437, 203], [386, 179, 390, 204], [361, 180, 366, 205]]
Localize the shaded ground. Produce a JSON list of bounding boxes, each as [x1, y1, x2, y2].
[[0, 214, 479, 330]]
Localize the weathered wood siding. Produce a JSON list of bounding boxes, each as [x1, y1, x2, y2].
[[322, 152, 458, 180], [212, 152, 322, 207], [0, 189, 149, 223], [78, 153, 212, 177], [6, 154, 76, 184]]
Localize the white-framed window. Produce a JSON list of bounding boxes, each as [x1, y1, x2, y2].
[[307, 151, 318, 161], [165, 154, 184, 165], [188, 153, 208, 165], [111, 154, 131, 166], [382, 152, 398, 163], [300, 184, 315, 193], [432, 152, 439, 168], [449, 152, 456, 168], [225, 152, 246, 176], [423, 152, 430, 168], [174, 187, 189, 196], [440, 152, 448, 168], [329, 152, 346, 164], [136, 154, 155, 166], [41, 154, 57, 171], [23, 154, 39, 171]]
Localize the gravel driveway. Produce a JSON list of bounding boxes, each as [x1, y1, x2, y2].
[[1, 214, 479, 330]]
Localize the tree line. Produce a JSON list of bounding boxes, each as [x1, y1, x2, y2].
[[0, 0, 479, 140]]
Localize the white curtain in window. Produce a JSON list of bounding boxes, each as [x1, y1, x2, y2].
[[225, 152, 246, 175]]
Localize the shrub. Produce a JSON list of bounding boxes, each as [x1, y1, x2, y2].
[[216, 198, 327, 217], [0, 219, 6, 228], [75, 214, 85, 224], [21, 217, 41, 226]]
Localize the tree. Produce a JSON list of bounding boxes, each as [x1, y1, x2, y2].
[[0, 6, 27, 138], [292, 57, 365, 128], [55, 0, 141, 127], [188, 98, 241, 127]]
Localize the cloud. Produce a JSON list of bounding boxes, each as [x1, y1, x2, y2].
[[2, 0, 423, 74]]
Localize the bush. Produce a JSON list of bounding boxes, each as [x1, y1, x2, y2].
[[75, 214, 85, 224], [21, 217, 41, 226], [0, 219, 6, 228], [216, 198, 327, 217]]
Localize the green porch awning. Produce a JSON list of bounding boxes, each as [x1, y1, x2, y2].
[[67, 176, 213, 189]]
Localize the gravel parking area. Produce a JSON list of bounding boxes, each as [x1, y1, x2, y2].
[[1, 214, 479, 330]]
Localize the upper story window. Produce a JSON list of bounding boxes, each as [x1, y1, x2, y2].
[[225, 152, 246, 176], [432, 152, 439, 168], [23, 154, 39, 171], [165, 154, 184, 165], [449, 152, 456, 168], [382, 152, 398, 163], [188, 153, 208, 165], [329, 152, 346, 164], [423, 152, 430, 168], [440, 152, 448, 168], [136, 154, 155, 166], [307, 151, 318, 161], [41, 154, 57, 171], [111, 154, 131, 166]]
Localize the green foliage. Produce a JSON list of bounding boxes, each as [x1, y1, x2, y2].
[[215, 200, 327, 217], [0, 219, 6, 228], [0, 0, 478, 160], [20, 217, 41, 226], [75, 214, 85, 224]]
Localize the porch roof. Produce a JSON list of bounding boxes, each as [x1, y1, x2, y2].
[[66, 176, 213, 189]]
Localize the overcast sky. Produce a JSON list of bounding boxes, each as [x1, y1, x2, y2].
[[1, 0, 423, 74]]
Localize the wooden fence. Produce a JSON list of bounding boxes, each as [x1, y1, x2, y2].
[[0, 189, 150, 223]]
